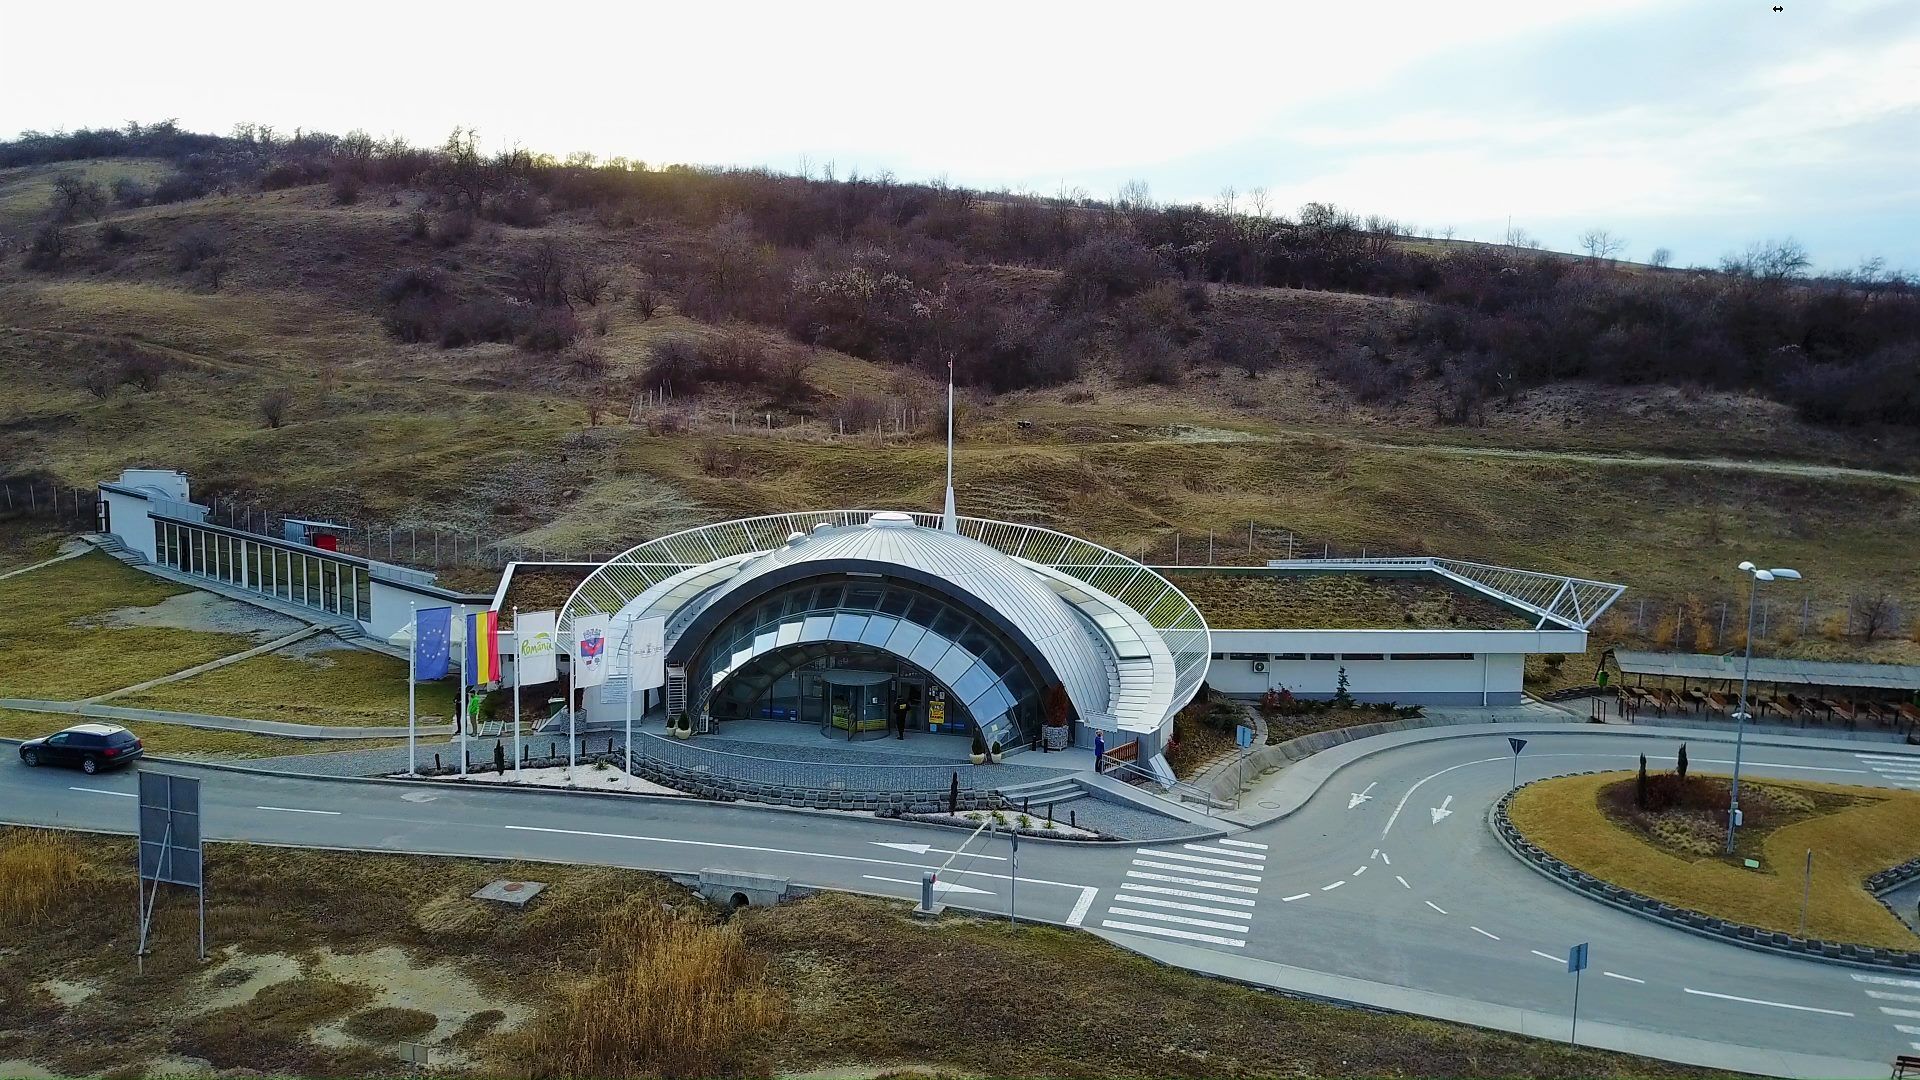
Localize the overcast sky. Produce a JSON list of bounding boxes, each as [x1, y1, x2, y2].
[[5, 0, 1915, 271]]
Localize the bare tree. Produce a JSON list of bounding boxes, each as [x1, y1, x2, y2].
[[1579, 228, 1628, 261], [1721, 238, 1811, 281], [567, 263, 611, 306], [50, 175, 107, 223], [1856, 593, 1896, 641], [1649, 247, 1672, 268]]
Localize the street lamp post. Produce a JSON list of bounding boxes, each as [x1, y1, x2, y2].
[[1726, 560, 1802, 854]]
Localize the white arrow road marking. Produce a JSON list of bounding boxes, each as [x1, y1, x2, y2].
[[862, 874, 992, 896], [257, 805, 340, 816], [1429, 795, 1455, 824], [501, 825, 1090, 891], [1349, 782, 1377, 809], [69, 786, 134, 798], [1383, 756, 1504, 837], [1684, 988, 1853, 1016], [871, 841, 1006, 861], [1604, 972, 1645, 984]]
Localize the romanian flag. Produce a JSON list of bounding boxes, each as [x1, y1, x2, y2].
[[465, 609, 500, 686]]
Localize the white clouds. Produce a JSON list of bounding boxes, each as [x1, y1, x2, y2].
[[1, 0, 1913, 266]]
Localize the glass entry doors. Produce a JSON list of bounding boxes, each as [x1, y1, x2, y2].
[[820, 669, 893, 740]]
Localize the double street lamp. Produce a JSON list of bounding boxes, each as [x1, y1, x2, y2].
[[1725, 560, 1803, 854]]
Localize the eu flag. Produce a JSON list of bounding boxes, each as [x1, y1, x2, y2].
[[415, 607, 452, 681]]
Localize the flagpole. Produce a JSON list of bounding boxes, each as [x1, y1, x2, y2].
[[458, 614, 469, 778], [407, 603, 417, 777], [567, 633, 578, 786], [941, 353, 957, 533], [624, 625, 633, 784], [512, 606, 522, 781]]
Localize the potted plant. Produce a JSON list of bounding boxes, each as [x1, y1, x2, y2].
[[969, 727, 988, 765], [1042, 683, 1071, 751], [674, 711, 693, 739], [988, 737, 1003, 764]]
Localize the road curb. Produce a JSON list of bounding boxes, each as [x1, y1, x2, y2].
[[1491, 773, 1920, 974]]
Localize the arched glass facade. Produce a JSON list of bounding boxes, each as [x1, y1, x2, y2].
[[686, 574, 1051, 747]]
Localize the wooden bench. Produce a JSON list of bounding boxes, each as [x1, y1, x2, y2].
[[1891, 1052, 1920, 1079]]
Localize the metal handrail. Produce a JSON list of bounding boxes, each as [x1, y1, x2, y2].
[[1101, 758, 1228, 816]]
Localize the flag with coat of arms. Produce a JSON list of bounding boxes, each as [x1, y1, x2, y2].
[[574, 614, 611, 687]]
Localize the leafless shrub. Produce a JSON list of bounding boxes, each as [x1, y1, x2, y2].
[[22, 224, 68, 270], [49, 174, 106, 223], [260, 386, 293, 428]]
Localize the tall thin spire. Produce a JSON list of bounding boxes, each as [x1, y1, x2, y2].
[[941, 353, 957, 533]]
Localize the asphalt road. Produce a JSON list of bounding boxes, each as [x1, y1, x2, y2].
[[5, 728, 1915, 1077]]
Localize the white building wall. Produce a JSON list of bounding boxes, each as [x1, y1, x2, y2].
[[1204, 628, 1578, 705], [99, 488, 159, 562]]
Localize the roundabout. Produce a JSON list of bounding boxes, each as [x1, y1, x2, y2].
[[6, 717, 1918, 1076]]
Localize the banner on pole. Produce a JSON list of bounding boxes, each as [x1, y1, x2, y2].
[[465, 609, 499, 686], [575, 615, 611, 688], [629, 616, 667, 691], [414, 607, 452, 681], [515, 610, 559, 685]]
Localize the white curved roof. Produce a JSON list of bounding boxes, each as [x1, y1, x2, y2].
[[673, 517, 1115, 725], [560, 511, 1211, 735]]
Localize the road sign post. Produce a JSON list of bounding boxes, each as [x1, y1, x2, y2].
[[1566, 941, 1589, 1044], [1008, 828, 1019, 926], [1508, 737, 1528, 790], [136, 772, 206, 973]]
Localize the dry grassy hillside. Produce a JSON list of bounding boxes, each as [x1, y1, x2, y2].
[[2, 162, 1916, 671]]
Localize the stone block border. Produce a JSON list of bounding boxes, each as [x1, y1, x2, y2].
[[416, 752, 1009, 815], [1492, 772, 1920, 973]]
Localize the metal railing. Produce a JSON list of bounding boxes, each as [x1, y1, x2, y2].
[[559, 511, 1212, 728], [632, 729, 998, 796], [1102, 758, 1231, 816]]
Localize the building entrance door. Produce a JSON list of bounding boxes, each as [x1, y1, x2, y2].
[[820, 669, 891, 740]]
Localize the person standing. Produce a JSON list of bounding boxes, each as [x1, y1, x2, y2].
[[1093, 730, 1106, 775]]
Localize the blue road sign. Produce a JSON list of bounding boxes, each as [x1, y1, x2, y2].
[[1236, 725, 1254, 749], [1509, 737, 1528, 755], [1567, 942, 1589, 973]]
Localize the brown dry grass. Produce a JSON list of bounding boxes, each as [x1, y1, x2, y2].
[[0, 709, 406, 759], [0, 829, 83, 926], [0, 827, 1727, 1080], [531, 904, 783, 1079], [1510, 771, 1920, 949]]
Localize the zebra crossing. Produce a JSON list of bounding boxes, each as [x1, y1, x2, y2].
[[1852, 972, 1920, 1053], [1101, 837, 1270, 948], [1856, 753, 1920, 789]]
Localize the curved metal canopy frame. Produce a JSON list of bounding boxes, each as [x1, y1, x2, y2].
[[558, 512, 1212, 726]]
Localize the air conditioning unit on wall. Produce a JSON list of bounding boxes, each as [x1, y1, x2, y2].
[[1251, 661, 1268, 673]]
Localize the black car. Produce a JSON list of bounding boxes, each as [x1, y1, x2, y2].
[[18, 723, 144, 774]]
